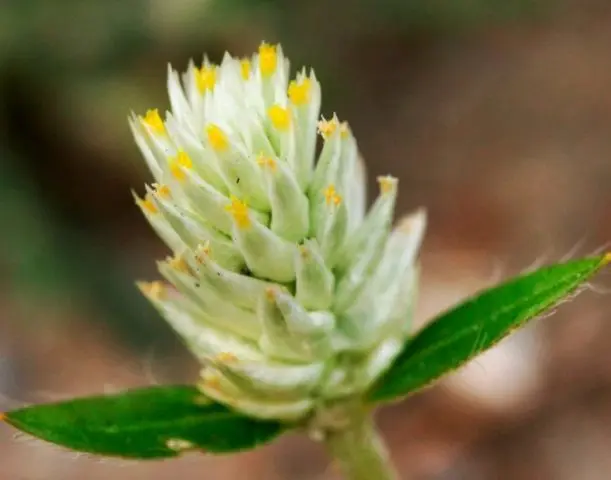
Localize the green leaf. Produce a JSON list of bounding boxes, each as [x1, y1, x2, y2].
[[3, 385, 286, 458], [368, 255, 610, 402]]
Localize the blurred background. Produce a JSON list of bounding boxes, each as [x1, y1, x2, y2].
[[1, 0, 611, 478]]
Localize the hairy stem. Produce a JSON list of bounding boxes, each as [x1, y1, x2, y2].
[[323, 405, 398, 480]]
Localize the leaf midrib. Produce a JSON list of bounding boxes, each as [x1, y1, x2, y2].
[[394, 269, 591, 370]]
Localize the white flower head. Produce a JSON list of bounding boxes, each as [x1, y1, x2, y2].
[[131, 42, 426, 421]]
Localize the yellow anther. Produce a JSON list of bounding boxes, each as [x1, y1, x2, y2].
[[194, 65, 216, 93], [153, 183, 171, 199], [288, 78, 312, 105], [142, 109, 165, 135], [258, 43, 277, 76], [194, 244, 211, 265], [256, 153, 277, 171], [169, 254, 190, 274], [169, 151, 192, 181], [137, 281, 166, 300], [604, 252, 611, 265], [215, 352, 238, 364], [169, 163, 185, 181], [206, 124, 230, 152], [317, 117, 349, 139], [268, 105, 291, 131], [225, 195, 251, 229], [202, 370, 221, 390], [195, 242, 211, 263], [240, 58, 251, 80], [0, 412, 5, 422], [265, 287, 277, 301], [323, 184, 342, 206], [137, 193, 158, 214], [299, 244, 310, 258], [377, 176, 397, 195]]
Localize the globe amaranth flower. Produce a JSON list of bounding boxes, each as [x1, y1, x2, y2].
[[131, 43, 426, 422]]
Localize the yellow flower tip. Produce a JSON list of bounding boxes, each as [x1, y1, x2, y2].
[[604, 252, 611, 265], [176, 151, 193, 169], [141, 109, 166, 135], [377, 175, 398, 195], [288, 77, 312, 106], [137, 281, 166, 300], [265, 287, 277, 301], [169, 162, 185, 181], [323, 184, 342, 206], [317, 117, 349, 139], [268, 104, 291, 131], [225, 195, 251, 229], [0, 412, 6, 422], [256, 153, 277, 171], [195, 65, 216, 93], [202, 370, 221, 390], [240, 58, 251, 80], [206, 123, 230, 152], [137, 193, 158, 214], [169, 254, 190, 274], [215, 352, 238, 364], [195, 242, 211, 263], [258, 43, 277, 76], [153, 183, 172, 199], [169, 151, 193, 181], [317, 118, 334, 138]]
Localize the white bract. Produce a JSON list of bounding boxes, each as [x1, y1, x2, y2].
[[131, 43, 426, 422]]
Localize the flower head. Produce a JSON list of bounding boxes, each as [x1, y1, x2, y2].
[[131, 43, 426, 421]]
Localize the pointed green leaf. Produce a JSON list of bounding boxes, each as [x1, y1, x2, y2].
[[369, 255, 610, 402], [3, 385, 286, 458]]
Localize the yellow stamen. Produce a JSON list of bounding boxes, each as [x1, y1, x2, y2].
[[240, 58, 251, 80], [265, 287, 277, 301], [323, 184, 342, 206], [137, 281, 166, 300], [299, 245, 310, 258], [206, 124, 230, 152], [317, 117, 349, 139], [268, 105, 291, 131], [137, 193, 158, 214], [202, 369, 221, 390], [169, 151, 193, 181], [195, 243, 211, 264], [225, 195, 251, 229], [194, 65, 216, 93], [142, 109, 166, 135], [0, 412, 6, 422], [153, 183, 171, 199], [604, 252, 611, 265], [258, 43, 277, 76], [288, 78, 312, 106], [215, 352, 238, 364], [256, 153, 277, 171], [377, 176, 397, 195], [169, 254, 190, 274]]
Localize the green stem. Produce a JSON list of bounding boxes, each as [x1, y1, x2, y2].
[[323, 406, 398, 480]]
